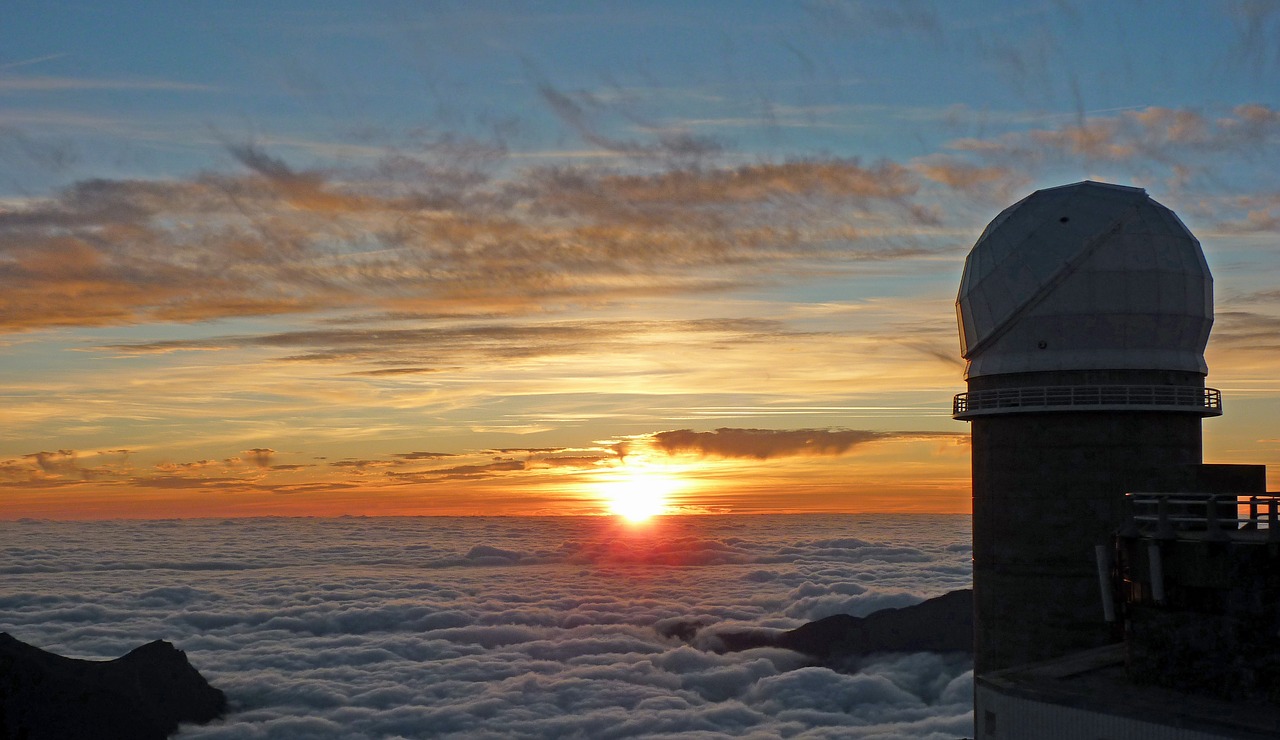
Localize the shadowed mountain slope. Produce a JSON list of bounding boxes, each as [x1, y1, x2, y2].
[[0, 633, 226, 740], [683, 589, 973, 661]]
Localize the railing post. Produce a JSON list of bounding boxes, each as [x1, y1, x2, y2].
[[1205, 494, 1229, 542], [1095, 544, 1116, 622], [1156, 495, 1176, 540], [1118, 494, 1139, 538], [1148, 542, 1166, 605], [1269, 499, 1280, 544]]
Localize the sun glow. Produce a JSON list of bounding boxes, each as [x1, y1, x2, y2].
[[594, 465, 684, 522]]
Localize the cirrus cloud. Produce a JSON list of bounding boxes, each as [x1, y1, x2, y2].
[[0, 144, 944, 334]]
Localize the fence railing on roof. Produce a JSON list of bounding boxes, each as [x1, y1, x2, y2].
[[1120, 492, 1280, 543], [953, 385, 1221, 419]]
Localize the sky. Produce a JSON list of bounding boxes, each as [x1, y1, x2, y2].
[[2, 1, 1280, 518]]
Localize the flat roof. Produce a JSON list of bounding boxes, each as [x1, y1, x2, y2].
[[980, 644, 1280, 738]]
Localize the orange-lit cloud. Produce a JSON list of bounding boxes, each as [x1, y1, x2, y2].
[[4, 101, 1273, 345], [1212, 192, 1280, 233], [649, 427, 967, 460], [0, 148, 949, 334], [0, 425, 971, 515], [945, 104, 1280, 209], [910, 156, 1028, 203], [242, 448, 276, 468], [95, 319, 811, 380], [1, 449, 134, 487]]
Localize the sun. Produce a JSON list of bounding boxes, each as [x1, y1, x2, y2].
[[595, 466, 682, 522]]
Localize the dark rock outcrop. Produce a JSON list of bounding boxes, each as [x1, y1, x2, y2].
[[710, 589, 973, 660], [0, 633, 226, 740]]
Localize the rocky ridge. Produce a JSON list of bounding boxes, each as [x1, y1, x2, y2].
[[662, 589, 973, 665], [0, 632, 226, 740]]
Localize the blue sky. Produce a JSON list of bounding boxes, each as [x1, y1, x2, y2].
[[8, 2, 1273, 186]]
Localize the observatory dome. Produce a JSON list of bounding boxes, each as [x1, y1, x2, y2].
[[957, 181, 1212, 379]]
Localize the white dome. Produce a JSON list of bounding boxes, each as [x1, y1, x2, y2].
[[957, 181, 1212, 378]]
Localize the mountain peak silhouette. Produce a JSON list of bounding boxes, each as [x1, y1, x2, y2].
[[0, 632, 227, 740]]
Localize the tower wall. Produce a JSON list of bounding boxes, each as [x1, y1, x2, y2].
[[970, 375, 1205, 672]]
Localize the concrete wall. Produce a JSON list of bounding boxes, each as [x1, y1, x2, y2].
[[1122, 535, 1280, 701], [971, 402, 1204, 672]]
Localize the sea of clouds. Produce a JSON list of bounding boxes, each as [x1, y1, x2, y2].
[[1, 515, 973, 739]]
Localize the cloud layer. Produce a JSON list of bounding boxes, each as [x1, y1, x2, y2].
[[0, 515, 973, 739]]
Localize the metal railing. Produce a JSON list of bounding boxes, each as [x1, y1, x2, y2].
[[1120, 492, 1280, 543], [953, 385, 1222, 419]]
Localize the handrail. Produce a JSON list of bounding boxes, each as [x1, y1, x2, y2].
[[1121, 492, 1280, 543], [953, 385, 1221, 419]]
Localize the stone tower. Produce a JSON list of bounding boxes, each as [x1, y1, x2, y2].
[[953, 180, 1221, 673]]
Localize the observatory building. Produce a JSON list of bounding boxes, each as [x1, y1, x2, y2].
[[954, 181, 1280, 738]]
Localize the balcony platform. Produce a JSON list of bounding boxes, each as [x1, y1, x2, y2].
[[954, 385, 1222, 419]]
